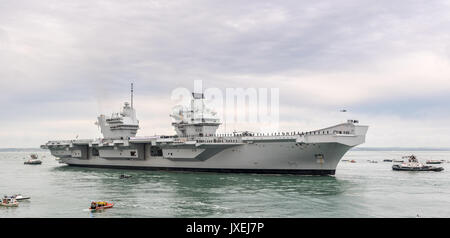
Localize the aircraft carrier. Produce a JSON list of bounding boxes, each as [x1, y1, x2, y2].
[[41, 85, 368, 175]]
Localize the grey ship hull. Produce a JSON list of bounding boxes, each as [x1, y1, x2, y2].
[[67, 165, 335, 175], [56, 142, 350, 175], [43, 123, 368, 175]]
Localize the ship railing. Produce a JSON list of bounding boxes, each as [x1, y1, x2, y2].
[[155, 129, 354, 145], [46, 140, 73, 146], [189, 130, 352, 139], [71, 139, 93, 144], [47, 140, 73, 143], [167, 131, 353, 145]]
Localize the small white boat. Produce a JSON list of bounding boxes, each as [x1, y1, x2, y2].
[[24, 159, 42, 165], [24, 154, 42, 165], [1, 197, 19, 207], [12, 194, 30, 201]]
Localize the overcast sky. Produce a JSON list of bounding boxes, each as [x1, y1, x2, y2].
[[1, 0, 450, 148]]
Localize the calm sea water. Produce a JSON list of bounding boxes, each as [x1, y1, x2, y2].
[[1, 151, 449, 218]]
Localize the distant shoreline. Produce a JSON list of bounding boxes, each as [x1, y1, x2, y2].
[[0, 148, 46, 152], [1, 147, 450, 152], [352, 147, 450, 151]]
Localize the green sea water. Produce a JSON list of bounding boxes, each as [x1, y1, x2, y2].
[[1, 151, 449, 218]]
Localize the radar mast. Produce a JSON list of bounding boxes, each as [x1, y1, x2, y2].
[[131, 83, 134, 109]]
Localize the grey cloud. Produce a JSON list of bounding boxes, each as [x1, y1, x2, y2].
[[1, 0, 450, 147]]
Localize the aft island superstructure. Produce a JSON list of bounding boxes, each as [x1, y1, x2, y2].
[[42, 85, 368, 175]]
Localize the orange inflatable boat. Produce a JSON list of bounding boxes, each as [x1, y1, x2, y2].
[[89, 201, 114, 211]]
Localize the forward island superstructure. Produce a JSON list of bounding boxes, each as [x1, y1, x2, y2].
[[42, 85, 368, 175]]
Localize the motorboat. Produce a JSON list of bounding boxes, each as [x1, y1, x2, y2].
[[119, 174, 132, 179], [1, 197, 19, 207], [393, 164, 444, 172], [24, 154, 42, 165], [24, 160, 42, 165], [12, 194, 31, 201], [89, 201, 114, 211], [392, 155, 444, 172], [426, 160, 444, 164]]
